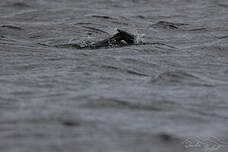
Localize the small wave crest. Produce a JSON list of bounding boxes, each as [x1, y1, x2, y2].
[[152, 71, 213, 87]]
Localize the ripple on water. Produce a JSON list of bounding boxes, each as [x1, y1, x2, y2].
[[81, 96, 178, 112], [151, 70, 214, 87]]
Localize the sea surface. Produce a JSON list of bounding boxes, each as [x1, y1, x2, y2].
[[0, 0, 228, 152]]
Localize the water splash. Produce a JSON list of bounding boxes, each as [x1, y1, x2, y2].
[[134, 29, 145, 44]]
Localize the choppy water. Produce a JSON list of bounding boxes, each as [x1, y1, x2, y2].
[[0, 0, 228, 152]]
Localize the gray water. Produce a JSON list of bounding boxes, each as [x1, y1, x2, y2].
[[0, 0, 228, 152]]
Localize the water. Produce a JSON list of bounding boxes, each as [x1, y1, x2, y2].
[[0, 0, 228, 152]]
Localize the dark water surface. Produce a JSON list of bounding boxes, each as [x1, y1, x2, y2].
[[1, 0, 228, 152]]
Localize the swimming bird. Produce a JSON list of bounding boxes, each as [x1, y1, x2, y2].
[[55, 29, 135, 49]]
